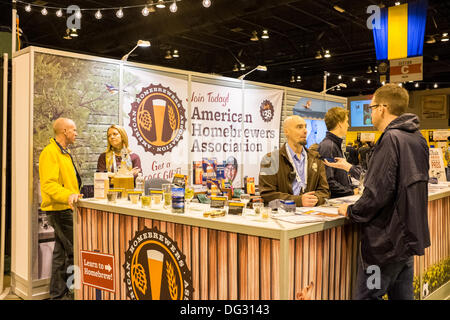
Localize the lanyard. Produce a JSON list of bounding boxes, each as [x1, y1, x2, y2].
[[286, 144, 308, 191]]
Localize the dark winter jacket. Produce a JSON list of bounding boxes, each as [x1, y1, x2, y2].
[[348, 113, 430, 266], [318, 132, 363, 198]]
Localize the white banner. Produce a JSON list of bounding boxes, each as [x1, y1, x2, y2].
[[122, 67, 282, 188], [122, 67, 189, 182]]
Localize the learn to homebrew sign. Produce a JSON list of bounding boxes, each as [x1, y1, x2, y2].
[[81, 250, 115, 293]]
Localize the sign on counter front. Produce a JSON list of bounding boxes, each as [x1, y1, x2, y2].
[[80, 250, 115, 293]]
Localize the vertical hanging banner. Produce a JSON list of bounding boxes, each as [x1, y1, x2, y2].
[[189, 81, 282, 187], [122, 67, 189, 181], [372, 0, 428, 61]]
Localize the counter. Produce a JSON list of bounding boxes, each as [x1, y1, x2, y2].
[[73, 187, 450, 300]]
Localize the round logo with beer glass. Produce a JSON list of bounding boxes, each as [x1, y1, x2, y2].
[[129, 84, 186, 155], [260, 99, 275, 122], [123, 228, 192, 300]]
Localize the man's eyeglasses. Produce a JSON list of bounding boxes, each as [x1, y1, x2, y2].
[[368, 104, 386, 110]]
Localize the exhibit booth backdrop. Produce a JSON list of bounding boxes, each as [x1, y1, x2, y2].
[[11, 46, 346, 299]]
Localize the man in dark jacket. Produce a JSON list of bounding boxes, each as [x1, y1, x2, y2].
[[259, 115, 330, 207], [337, 84, 430, 300], [346, 142, 359, 165], [318, 107, 363, 198]]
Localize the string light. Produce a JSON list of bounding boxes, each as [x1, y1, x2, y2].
[[95, 10, 102, 19], [75, 10, 82, 20], [25, 4, 31, 12], [56, 9, 63, 17], [202, 0, 212, 8], [41, 7, 47, 15], [142, 6, 150, 16], [116, 7, 124, 18], [169, 1, 177, 13]]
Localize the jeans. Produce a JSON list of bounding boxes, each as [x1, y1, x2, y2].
[[46, 209, 73, 299], [354, 254, 414, 300]]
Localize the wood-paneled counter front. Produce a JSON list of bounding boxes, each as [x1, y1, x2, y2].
[[73, 187, 450, 300]]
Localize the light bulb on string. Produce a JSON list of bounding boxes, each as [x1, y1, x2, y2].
[[142, 6, 150, 16], [95, 10, 102, 19], [116, 8, 124, 18], [25, 4, 31, 12], [203, 0, 212, 8], [41, 7, 48, 15], [56, 9, 63, 17], [169, 1, 178, 13], [75, 10, 82, 20]]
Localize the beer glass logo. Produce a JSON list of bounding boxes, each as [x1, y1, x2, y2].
[[129, 84, 186, 155], [123, 228, 193, 300], [259, 99, 275, 122]]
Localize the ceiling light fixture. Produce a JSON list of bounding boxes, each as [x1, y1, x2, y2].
[[433, 83, 438, 88], [395, 2, 401, 6], [165, 50, 173, 59], [238, 65, 267, 80], [290, 75, 295, 83], [169, 1, 178, 13], [261, 30, 269, 39], [173, 49, 179, 58], [367, 79, 371, 84], [202, 0, 212, 8], [233, 64, 239, 72], [338, 75, 342, 80], [415, 82, 419, 88], [121, 40, 151, 61], [56, 9, 63, 17], [324, 50, 331, 58], [116, 8, 124, 18], [240, 63, 246, 71], [315, 51, 323, 59], [366, 66, 372, 73], [352, 77, 356, 82], [63, 29, 72, 40], [296, 75, 301, 82], [156, 0, 166, 8], [69, 28, 78, 37], [425, 35, 436, 44], [441, 32, 449, 42], [25, 4, 31, 12], [95, 10, 102, 19], [250, 31, 259, 41]]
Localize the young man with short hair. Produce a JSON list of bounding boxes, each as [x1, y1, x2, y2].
[[318, 107, 363, 198]]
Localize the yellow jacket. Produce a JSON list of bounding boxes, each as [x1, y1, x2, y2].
[[39, 138, 80, 211]]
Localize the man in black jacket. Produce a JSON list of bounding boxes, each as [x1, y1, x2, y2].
[[318, 107, 363, 198], [337, 84, 430, 300]]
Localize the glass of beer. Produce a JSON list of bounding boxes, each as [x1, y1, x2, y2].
[[147, 250, 164, 300], [162, 183, 173, 208], [141, 195, 151, 208], [261, 207, 271, 220]]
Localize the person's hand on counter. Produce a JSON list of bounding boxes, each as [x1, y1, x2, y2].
[[324, 157, 352, 172], [302, 191, 318, 207], [69, 193, 84, 210], [338, 203, 349, 217]]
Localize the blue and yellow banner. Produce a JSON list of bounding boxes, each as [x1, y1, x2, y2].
[[373, 0, 428, 60]]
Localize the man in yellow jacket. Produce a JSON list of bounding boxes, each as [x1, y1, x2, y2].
[[39, 118, 83, 300]]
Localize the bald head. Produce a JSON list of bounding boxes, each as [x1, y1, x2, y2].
[[283, 115, 307, 151], [53, 118, 77, 147]]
